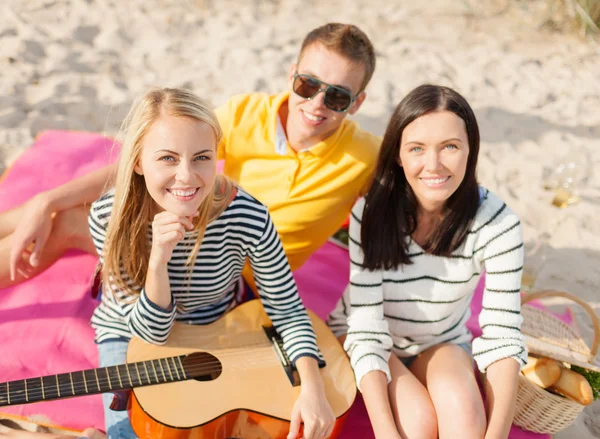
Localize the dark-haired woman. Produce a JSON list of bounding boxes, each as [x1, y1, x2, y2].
[[328, 85, 526, 439]]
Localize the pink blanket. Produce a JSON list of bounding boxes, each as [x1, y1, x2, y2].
[[0, 131, 549, 438], [0, 131, 117, 429]]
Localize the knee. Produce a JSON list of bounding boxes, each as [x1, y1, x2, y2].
[[406, 403, 438, 439], [456, 397, 486, 436], [393, 396, 438, 439], [53, 206, 93, 250], [53, 206, 86, 237], [430, 375, 486, 436]]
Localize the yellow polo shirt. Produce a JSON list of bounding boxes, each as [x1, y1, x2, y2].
[[216, 92, 380, 271]]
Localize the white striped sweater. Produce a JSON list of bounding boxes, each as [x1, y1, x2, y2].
[[328, 188, 527, 390], [89, 188, 323, 366]]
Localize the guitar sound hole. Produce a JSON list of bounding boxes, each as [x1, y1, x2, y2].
[[183, 352, 223, 382]]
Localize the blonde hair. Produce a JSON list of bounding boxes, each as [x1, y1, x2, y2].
[[102, 87, 236, 298]]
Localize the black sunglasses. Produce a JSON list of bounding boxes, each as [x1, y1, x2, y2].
[[292, 73, 357, 113]]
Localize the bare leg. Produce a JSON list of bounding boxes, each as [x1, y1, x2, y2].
[[410, 344, 486, 439], [0, 205, 25, 240], [0, 206, 96, 288], [388, 354, 437, 439]]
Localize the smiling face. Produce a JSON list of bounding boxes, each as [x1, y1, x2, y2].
[[134, 114, 217, 217], [285, 43, 367, 149], [399, 111, 470, 214]]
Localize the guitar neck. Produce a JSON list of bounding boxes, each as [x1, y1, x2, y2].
[[0, 356, 189, 407]]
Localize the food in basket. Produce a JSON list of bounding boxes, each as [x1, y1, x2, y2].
[[549, 367, 594, 406], [570, 365, 600, 400], [521, 356, 561, 388], [514, 289, 598, 434]]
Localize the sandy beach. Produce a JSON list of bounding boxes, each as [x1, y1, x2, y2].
[[0, 0, 598, 437]]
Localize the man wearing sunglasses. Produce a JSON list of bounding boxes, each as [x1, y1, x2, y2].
[[216, 22, 378, 281], [7, 23, 380, 295]]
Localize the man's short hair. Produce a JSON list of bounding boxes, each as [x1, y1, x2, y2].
[[298, 23, 376, 93]]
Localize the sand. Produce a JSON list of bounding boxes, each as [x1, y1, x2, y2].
[[0, 0, 598, 437]]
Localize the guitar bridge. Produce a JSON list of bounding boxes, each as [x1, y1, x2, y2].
[[262, 326, 300, 387]]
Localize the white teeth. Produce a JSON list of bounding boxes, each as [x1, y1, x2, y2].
[[422, 177, 449, 185], [303, 111, 324, 121], [171, 188, 197, 197]]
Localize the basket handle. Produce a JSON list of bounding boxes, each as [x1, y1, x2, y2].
[[521, 290, 600, 358]]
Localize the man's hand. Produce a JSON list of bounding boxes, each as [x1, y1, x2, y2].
[[9, 194, 53, 280]]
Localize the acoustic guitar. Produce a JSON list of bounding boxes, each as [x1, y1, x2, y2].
[[0, 299, 356, 439]]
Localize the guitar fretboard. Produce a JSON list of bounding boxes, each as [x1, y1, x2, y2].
[[0, 356, 188, 407]]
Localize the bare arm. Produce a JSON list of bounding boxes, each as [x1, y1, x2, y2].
[[360, 370, 402, 439], [9, 164, 116, 279], [288, 356, 335, 439], [40, 163, 116, 212], [483, 358, 520, 439], [121, 212, 191, 344], [145, 262, 174, 311], [144, 211, 194, 310]]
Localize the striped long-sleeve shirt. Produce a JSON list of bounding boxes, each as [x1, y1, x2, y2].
[[328, 188, 526, 390], [89, 188, 323, 366]]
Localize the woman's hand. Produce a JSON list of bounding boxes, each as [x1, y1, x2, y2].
[[288, 382, 335, 439], [149, 211, 195, 267], [9, 194, 53, 280]]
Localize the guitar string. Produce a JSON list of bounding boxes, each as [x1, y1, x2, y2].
[[0, 354, 302, 401], [2, 330, 326, 401], [2, 345, 292, 392]]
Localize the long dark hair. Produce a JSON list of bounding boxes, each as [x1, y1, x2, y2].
[[361, 84, 480, 271]]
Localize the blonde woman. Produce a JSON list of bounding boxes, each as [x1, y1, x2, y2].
[[88, 88, 334, 439]]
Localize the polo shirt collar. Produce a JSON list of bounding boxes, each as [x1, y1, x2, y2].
[[269, 91, 291, 152], [271, 90, 347, 157]]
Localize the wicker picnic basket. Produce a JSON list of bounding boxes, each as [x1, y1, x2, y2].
[[513, 290, 600, 434]]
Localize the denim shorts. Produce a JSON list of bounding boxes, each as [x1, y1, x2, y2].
[[97, 339, 138, 439], [398, 342, 472, 368]]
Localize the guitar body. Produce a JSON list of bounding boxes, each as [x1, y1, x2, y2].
[[127, 299, 356, 439]]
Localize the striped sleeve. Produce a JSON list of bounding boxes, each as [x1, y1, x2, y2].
[[88, 193, 111, 262], [127, 288, 177, 344], [89, 193, 176, 345], [326, 285, 350, 338], [472, 204, 527, 371], [249, 210, 324, 367], [343, 198, 393, 392]]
